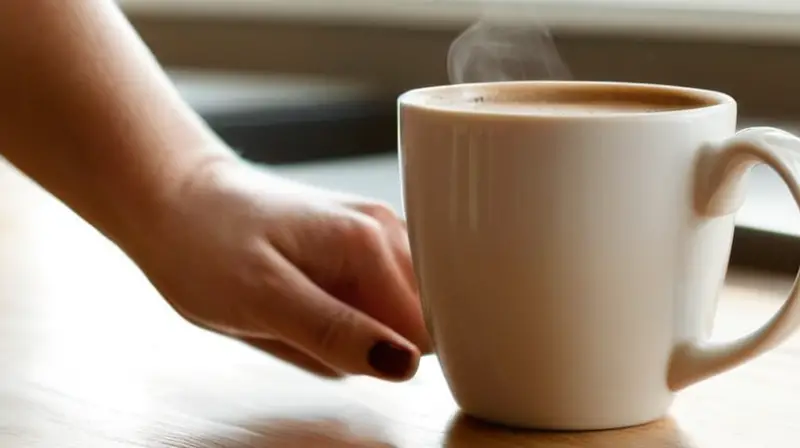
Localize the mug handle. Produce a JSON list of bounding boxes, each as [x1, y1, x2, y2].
[[668, 127, 800, 391]]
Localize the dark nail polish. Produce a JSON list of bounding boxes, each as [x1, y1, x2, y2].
[[368, 340, 413, 379]]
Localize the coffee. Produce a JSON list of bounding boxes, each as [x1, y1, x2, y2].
[[407, 82, 715, 116], [435, 100, 688, 115]]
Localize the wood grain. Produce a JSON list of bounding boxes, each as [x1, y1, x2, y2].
[[0, 160, 798, 447]]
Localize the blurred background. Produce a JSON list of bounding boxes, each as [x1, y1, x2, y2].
[[120, 0, 800, 274]]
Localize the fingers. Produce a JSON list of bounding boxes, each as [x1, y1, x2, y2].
[[263, 247, 421, 381], [389, 226, 421, 313], [239, 337, 343, 379], [382, 215, 417, 290], [347, 204, 432, 354]]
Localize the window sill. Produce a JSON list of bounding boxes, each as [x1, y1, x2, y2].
[[120, 0, 800, 42]]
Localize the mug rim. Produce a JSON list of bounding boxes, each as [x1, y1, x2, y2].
[[398, 81, 736, 121]]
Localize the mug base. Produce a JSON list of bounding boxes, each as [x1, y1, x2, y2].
[[460, 408, 668, 432]]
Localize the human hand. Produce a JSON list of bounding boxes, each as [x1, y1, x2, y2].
[[128, 157, 430, 381]]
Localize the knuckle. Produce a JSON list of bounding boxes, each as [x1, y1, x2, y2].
[[358, 201, 399, 223], [313, 306, 356, 353], [341, 214, 386, 254]]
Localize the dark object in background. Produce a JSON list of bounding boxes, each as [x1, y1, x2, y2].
[[172, 70, 396, 165], [204, 100, 395, 165]]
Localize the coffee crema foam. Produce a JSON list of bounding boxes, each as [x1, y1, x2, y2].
[[412, 83, 717, 117], [436, 99, 689, 116]]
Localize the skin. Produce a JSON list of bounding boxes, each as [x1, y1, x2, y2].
[[0, 1, 430, 380]]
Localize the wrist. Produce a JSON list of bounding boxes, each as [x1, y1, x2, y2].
[[103, 142, 240, 260]]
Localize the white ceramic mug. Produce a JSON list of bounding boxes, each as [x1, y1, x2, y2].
[[398, 81, 800, 431]]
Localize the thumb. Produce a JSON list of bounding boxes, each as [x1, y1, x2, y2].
[[266, 248, 421, 381]]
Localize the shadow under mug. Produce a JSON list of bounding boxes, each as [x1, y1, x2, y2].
[[398, 81, 800, 430], [445, 412, 696, 447]]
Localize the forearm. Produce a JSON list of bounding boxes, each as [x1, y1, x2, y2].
[[0, 0, 233, 245]]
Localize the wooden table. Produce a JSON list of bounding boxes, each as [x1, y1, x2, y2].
[[1, 161, 799, 447]]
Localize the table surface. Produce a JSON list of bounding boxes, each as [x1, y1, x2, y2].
[[2, 161, 800, 447]]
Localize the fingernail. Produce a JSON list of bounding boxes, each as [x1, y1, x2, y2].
[[368, 340, 414, 379]]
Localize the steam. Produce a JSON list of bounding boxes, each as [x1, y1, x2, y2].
[[447, 17, 571, 84]]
